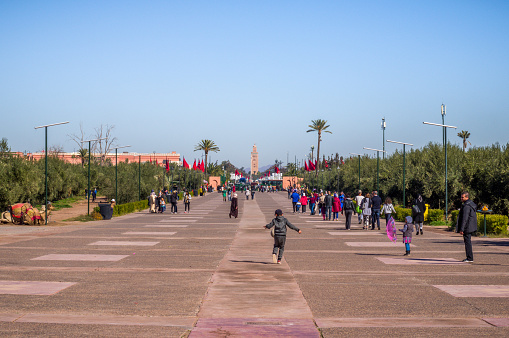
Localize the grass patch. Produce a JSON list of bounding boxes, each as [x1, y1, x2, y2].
[[62, 214, 95, 222]]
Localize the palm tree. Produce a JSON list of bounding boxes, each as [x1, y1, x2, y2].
[[194, 139, 220, 175], [457, 130, 471, 152], [307, 119, 332, 175]]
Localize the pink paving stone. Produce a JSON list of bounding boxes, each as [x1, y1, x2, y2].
[[0, 281, 76, 295], [328, 231, 383, 236], [377, 257, 463, 265], [144, 224, 188, 228], [315, 317, 491, 328], [122, 232, 176, 235], [345, 242, 415, 247], [0, 314, 21, 322], [434, 285, 509, 297], [31, 254, 129, 261], [88, 241, 159, 246], [189, 318, 319, 337], [483, 318, 509, 327]]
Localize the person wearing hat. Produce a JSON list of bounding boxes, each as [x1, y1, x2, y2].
[[264, 209, 302, 264], [399, 216, 414, 256]]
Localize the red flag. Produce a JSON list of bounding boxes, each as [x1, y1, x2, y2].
[[305, 161, 309, 171], [192, 160, 197, 170], [165, 158, 169, 173], [235, 169, 239, 176], [309, 160, 315, 171], [240, 173, 243, 178], [156, 159, 158, 165], [324, 159, 328, 168], [183, 157, 190, 169], [200, 160, 205, 172], [275, 166, 280, 173]]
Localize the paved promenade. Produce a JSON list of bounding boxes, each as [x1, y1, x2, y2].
[[1, 192, 508, 337]]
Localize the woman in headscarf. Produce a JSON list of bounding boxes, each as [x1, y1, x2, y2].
[[413, 194, 426, 235], [229, 193, 238, 218]]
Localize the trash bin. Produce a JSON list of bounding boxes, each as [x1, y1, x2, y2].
[[193, 189, 198, 197], [98, 203, 113, 220]]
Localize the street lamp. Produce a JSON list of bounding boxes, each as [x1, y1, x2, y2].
[[363, 147, 386, 193], [441, 104, 446, 150], [34, 121, 69, 224], [386, 140, 413, 206], [113, 145, 131, 204], [381, 117, 386, 159], [349, 153, 362, 191], [423, 121, 457, 221], [81, 137, 106, 215]]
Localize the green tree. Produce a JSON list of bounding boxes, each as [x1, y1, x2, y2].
[[307, 119, 332, 175], [194, 139, 220, 175], [457, 130, 471, 152]]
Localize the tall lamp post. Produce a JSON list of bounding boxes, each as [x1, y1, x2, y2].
[[349, 153, 362, 191], [34, 121, 69, 224], [423, 121, 457, 221], [381, 117, 386, 159], [441, 104, 446, 150], [386, 140, 413, 207], [363, 147, 386, 193], [81, 137, 106, 215], [138, 155, 141, 201], [113, 145, 131, 204]]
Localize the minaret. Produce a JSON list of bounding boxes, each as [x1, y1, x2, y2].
[[251, 144, 258, 176]]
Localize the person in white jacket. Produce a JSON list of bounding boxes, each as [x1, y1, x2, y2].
[[382, 197, 397, 227]]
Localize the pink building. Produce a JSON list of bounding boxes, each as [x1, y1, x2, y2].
[[24, 151, 181, 166]]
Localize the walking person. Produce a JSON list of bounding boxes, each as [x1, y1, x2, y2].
[[251, 188, 255, 200], [92, 188, 97, 202], [413, 194, 426, 235], [184, 191, 191, 213], [339, 191, 345, 215], [325, 191, 333, 221], [245, 189, 250, 200], [222, 188, 227, 202], [355, 190, 364, 224], [148, 190, 157, 213], [361, 193, 372, 229], [264, 209, 301, 264], [300, 193, 308, 213], [291, 189, 300, 213], [309, 193, 317, 215], [319, 192, 327, 220], [229, 193, 238, 219], [370, 191, 382, 230], [382, 197, 396, 227], [170, 190, 178, 214], [457, 192, 477, 263], [399, 216, 414, 256], [343, 194, 355, 230], [332, 193, 341, 221]]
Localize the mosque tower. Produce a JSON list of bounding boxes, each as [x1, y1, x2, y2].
[[251, 144, 259, 176]]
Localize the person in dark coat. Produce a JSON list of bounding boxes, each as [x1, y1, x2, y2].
[[457, 192, 478, 262], [413, 194, 426, 235], [229, 193, 238, 218], [264, 209, 301, 264], [342, 194, 355, 230]]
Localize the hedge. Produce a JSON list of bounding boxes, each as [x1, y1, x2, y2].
[[93, 200, 149, 217], [451, 209, 508, 235], [427, 209, 444, 222]]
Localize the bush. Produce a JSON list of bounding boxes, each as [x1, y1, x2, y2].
[[477, 214, 508, 235], [427, 209, 444, 223], [394, 207, 411, 222], [450, 209, 508, 235], [113, 200, 149, 217]]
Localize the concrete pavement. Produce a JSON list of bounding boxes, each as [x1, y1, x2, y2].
[[0, 192, 508, 337]]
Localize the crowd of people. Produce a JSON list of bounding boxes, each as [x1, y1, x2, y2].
[[287, 188, 428, 234], [148, 188, 192, 214]]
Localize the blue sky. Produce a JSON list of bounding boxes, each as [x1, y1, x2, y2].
[[1, 1, 508, 169]]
